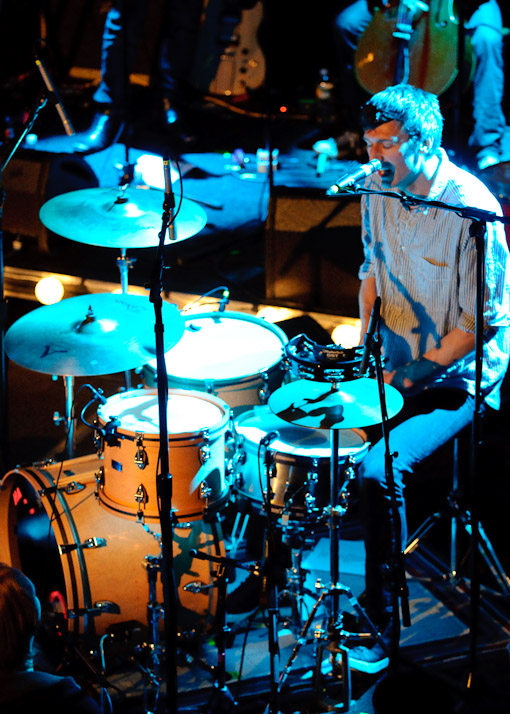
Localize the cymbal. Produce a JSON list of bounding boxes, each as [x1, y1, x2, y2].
[[268, 378, 404, 430], [5, 293, 184, 376], [39, 186, 207, 248]]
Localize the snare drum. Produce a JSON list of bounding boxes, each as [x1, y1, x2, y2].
[[143, 311, 288, 410], [0, 455, 223, 638], [234, 406, 369, 517], [96, 389, 230, 521]]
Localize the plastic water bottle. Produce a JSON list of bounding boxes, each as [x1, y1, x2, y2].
[[316, 68, 336, 124]]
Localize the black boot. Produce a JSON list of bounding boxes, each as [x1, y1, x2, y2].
[[71, 109, 124, 154]]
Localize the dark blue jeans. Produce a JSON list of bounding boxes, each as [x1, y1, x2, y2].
[[93, 0, 203, 108], [334, 0, 506, 155], [358, 388, 475, 624]]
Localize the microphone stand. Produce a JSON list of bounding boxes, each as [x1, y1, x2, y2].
[[333, 183, 510, 691], [261, 443, 282, 714], [0, 93, 50, 472], [367, 313, 411, 669], [148, 160, 179, 714]]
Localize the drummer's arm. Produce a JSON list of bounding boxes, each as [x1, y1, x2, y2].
[[359, 277, 394, 384], [359, 278, 475, 389]]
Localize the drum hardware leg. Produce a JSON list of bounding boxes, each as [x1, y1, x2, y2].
[[307, 430, 386, 711], [404, 436, 510, 598], [259, 443, 291, 714], [188, 549, 258, 713], [277, 530, 316, 631], [227, 511, 250, 554]]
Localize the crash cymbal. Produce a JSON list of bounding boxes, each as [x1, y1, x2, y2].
[[39, 185, 207, 248], [5, 293, 184, 376], [268, 378, 404, 430]]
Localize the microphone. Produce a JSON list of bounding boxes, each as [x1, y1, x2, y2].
[[35, 56, 75, 136], [218, 288, 229, 312], [326, 159, 382, 195], [260, 431, 279, 447], [86, 385, 107, 405], [358, 296, 381, 377], [162, 154, 176, 240], [162, 155, 173, 200]]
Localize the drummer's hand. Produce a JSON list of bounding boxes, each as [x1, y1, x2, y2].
[[383, 369, 394, 385], [384, 368, 414, 389]]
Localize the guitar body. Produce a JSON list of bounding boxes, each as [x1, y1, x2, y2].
[[355, 1, 474, 96], [193, 0, 265, 97]]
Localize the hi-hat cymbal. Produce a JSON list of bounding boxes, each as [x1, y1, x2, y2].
[[5, 293, 184, 376], [268, 378, 404, 430], [39, 186, 207, 248]]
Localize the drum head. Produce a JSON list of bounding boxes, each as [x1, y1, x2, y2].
[[149, 312, 288, 382], [97, 388, 229, 437], [235, 405, 367, 458]]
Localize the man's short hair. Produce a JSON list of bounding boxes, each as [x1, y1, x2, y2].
[[361, 83, 444, 151], [0, 563, 39, 670]]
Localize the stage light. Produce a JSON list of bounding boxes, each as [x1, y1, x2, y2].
[[256, 305, 295, 323], [331, 321, 361, 348], [134, 153, 179, 189], [35, 276, 64, 304]]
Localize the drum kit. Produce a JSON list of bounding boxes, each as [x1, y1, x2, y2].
[[0, 182, 405, 707]]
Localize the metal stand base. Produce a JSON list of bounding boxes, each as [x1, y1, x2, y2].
[[404, 436, 510, 598]]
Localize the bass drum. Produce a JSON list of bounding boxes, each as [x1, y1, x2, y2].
[[234, 406, 369, 518], [0, 455, 223, 639], [96, 388, 230, 522], [143, 311, 288, 411]]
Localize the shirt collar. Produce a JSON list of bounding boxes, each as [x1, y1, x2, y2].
[[427, 147, 449, 200]]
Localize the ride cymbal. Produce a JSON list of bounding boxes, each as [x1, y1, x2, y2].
[[39, 185, 207, 248], [268, 378, 404, 430], [5, 293, 184, 376]]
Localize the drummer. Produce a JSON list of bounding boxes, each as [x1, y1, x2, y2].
[[348, 83, 510, 672]]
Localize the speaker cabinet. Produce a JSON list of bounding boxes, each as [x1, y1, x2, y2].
[[265, 187, 363, 315], [2, 151, 98, 252]]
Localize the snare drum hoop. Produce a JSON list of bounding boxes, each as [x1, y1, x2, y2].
[[234, 407, 369, 462], [146, 311, 289, 386], [97, 388, 231, 441], [233, 408, 369, 508]]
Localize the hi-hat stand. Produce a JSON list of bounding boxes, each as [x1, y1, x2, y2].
[[277, 423, 386, 713]]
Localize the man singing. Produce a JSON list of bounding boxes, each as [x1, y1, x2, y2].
[[347, 83, 510, 672]]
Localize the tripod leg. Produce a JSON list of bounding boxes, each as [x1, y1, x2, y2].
[[463, 514, 510, 597]]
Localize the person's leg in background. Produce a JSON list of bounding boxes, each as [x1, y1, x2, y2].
[[466, 0, 506, 169]]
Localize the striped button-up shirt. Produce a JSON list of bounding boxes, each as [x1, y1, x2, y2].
[[358, 148, 510, 408]]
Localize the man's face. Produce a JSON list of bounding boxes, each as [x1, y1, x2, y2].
[[363, 119, 428, 191]]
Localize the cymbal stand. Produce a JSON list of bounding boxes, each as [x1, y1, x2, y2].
[[261, 444, 283, 714], [143, 554, 163, 714], [1, 93, 49, 470], [117, 247, 136, 390], [52, 375, 75, 460], [116, 157, 137, 391]]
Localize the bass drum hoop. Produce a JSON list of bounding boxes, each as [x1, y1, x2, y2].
[[0, 455, 223, 639]]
